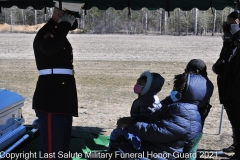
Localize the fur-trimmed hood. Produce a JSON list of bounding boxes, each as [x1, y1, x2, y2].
[[140, 71, 165, 96], [130, 71, 165, 118]]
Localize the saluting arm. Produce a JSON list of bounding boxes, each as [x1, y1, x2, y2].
[[38, 20, 71, 56]]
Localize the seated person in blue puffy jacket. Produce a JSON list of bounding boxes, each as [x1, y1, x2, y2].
[[108, 71, 165, 152], [116, 73, 204, 160], [162, 59, 214, 127]]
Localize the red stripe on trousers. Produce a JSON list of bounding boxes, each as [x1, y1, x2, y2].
[[48, 113, 52, 160]]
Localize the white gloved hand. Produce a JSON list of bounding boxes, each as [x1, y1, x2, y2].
[[58, 12, 76, 26]]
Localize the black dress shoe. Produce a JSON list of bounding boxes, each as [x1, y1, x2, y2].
[[222, 144, 235, 153]]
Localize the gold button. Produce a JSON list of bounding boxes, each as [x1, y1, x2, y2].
[[55, 26, 57, 28], [63, 48, 65, 49], [62, 82, 65, 85]]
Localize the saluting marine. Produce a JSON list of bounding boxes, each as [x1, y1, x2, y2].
[[32, 2, 81, 158]]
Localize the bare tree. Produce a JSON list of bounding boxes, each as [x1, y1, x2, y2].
[[145, 11, 148, 33], [185, 11, 188, 35], [204, 11, 207, 34], [212, 9, 217, 36], [159, 8, 162, 33], [221, 10, 224, 25], [193, 8, 198, 35], [35, 10, 37, 25], [163, 10, 167, 34], [178, 8, 180, 35], [10, 7, 13, 32], [141, 8, 148, 34], [0, 6, 234, 35], [4, 8, 7, 23], [82, 10, 85, 30], [49, 8, 53, 19], [104, 10, 107, 33], [21, 9, 25, 25]]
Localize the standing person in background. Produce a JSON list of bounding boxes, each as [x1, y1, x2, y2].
[[32, 2, 81, 159], [212, 11, 239, 155], [222, 23, 240, 160]]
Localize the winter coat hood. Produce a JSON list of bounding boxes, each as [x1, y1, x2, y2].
[[130, 71, 165, 118], [140, 71, 165, 96], [180, 73, 212, 108]]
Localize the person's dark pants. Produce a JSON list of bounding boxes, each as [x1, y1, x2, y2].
[[225, 107, 236, 147], [36, 110, 73, 160], [224, 106, 240, 156]]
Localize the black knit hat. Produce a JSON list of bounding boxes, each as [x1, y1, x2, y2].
[[185, 59, 207, 76]]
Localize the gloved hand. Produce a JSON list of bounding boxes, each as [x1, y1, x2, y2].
[[58, 12, 76, 26], [116, 117, 135, 128]]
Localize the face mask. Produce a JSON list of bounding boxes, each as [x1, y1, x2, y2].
[[133, 85, 143, 94], [170, 90, 179, 102]]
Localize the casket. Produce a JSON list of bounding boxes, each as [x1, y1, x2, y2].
[[0, 88, 26, 151]]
